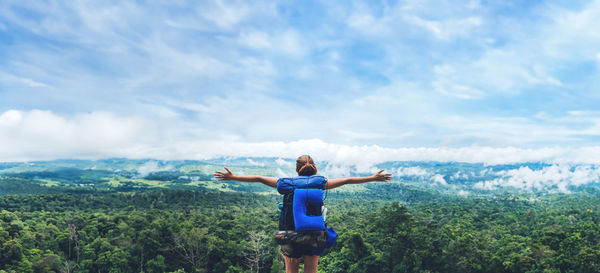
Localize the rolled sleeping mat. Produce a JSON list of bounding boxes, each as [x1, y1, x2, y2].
[[277, 175, 327, 194], [293, 188, 326, 231]]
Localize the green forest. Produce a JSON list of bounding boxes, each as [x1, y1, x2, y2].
[[2, 189, 600, 272], [2, 160, 600, 272]]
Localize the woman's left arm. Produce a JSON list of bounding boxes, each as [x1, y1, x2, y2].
[[213, 167, 278, 188], [326, 169, 392, 190]]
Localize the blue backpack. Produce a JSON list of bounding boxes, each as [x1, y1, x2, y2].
[[276, 175, 337, 249]]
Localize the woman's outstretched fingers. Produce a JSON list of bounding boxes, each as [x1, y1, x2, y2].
[[213, 167, 234, 181], [373, 169, 392, 181]]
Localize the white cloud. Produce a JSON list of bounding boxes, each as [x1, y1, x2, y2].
[[237, 28, 307, 57], [544, 1, 600, 60], [432, 49, 563, 98], [137, 161, 173, 177], [394, 166, 430, 177], [320, 163, 353, 178], [426, 0, 600, 98], [198, 0, 249, 29], [393, 167, 448, 185], [474, 164, 600, 193], [432, 174, 447, 185], [4, 109, 600, 166], [276, 168, 293, 178], [238, 29, 272, 49], [404, 15, 482, 40], [247, 158, 264, 166], [0, 109, 156, 161], [0, 110, 23, 127], [346, 1, 482, 40], [347, 12, 392, 36], [433, 64, 485, 99], [18, 77, 48, 87], [275, 158, 293, 167], [452, 171, 469, 180], [457, 189, 470, 196], [279, 29, 306, 57], [0, 72, 48, 88]]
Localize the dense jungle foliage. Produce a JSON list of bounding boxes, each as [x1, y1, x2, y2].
[[2, 188, 600, 273]]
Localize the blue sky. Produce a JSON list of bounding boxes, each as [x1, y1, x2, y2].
[[1, 0, 600, 163]]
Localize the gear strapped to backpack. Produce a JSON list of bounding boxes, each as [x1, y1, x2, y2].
[[275, 175, 337, 251]]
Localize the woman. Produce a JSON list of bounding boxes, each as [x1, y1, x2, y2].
[[214, 155, 392, 273]]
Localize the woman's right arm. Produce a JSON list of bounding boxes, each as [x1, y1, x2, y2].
[[213, 167, 278, 188], [326, 169, 392, 190]]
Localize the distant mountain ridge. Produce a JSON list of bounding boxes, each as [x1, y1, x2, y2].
[[1, 158, 600, 197]]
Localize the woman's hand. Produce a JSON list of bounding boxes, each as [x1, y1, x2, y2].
[[213, 167, 277, 188], [371, 169, 392, 182], [214, 167, 235, 181], [327, 169, 393, 189]]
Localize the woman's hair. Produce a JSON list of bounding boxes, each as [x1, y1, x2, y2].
[[296, 155, 317, 176]]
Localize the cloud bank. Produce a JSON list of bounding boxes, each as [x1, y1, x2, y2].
[[388, 163, 600, 193], [2, 108, 599, 193], [3, 109, 600, 168], [474, 165, 600, 193]]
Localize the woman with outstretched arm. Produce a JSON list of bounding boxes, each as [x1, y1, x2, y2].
[[214, 155, 392, 273]]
